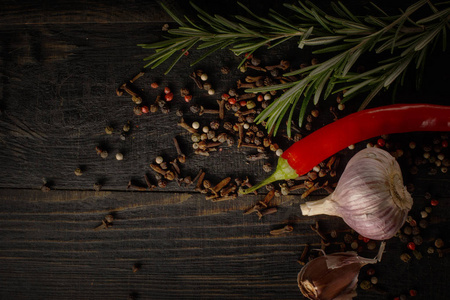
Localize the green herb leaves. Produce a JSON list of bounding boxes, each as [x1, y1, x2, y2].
[[140, 0, 449, 136]]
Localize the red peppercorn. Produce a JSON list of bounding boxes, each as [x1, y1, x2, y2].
[[239, 100, 247, 107], [377, 138, 386, 147], [245, 53, 253, 59], [442, 140, 448, 148], [222, 93, 230, 101], [430, 199, 439, 206], [257, 94, 264, 102], [228, 97, 236, 105], [184, 95, 193, 103], [181, 49, 189, 56], [393, 297, 400, 300], [363, 237, 370, 243], [150, 82, 159, 89], [141, 106, 149, 113], [165, 92, 174, 101], [164, 87, 171, 94], [407, 242, 416, 250], [409, 289, 417, 297], [366, 268, 375, 276]]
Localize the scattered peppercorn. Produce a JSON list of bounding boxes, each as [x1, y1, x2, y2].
[[105, 126, 114, 134]]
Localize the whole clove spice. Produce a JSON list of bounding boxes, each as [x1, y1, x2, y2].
[[270, 225, 294, 235]]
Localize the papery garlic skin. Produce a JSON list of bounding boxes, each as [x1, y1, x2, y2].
[[298, 243, 386, 300], [301, 147, 412, 240], [298, 251, 380, 300]]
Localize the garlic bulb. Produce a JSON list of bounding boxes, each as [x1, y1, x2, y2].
[[301, 147, 413, 240], [298, 242, 385, 300]]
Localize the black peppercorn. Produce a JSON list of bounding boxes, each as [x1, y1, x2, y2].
[[160, 105, 170, 114], [246, 115, 255, 123], [158, 179, 167, 188], [190, 104, 200, 114], [221, 66, 230, 74], [176, 109, 184, 117], [210, 120, 220, 130], [265, 183, 274, 191]]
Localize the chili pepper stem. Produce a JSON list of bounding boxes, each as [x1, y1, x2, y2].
[[239, 156, 298, 195]]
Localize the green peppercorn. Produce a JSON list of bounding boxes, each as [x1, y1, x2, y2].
[[400, 253, 411, 263], [360, 280, 372, 290], [74, 168, 83, 176], [105, 126, 114, 134]]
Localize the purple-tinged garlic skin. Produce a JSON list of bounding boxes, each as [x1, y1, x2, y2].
[[301, 147, 412, 240], [298, 244, 384, 300]]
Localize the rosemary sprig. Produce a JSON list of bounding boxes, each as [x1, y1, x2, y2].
[[140, 0, 450, 136]]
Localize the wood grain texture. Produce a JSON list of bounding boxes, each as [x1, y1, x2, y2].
[[0, 189, 449, 300], [0, 1, 172, 24], [0, 1, 450, 299]]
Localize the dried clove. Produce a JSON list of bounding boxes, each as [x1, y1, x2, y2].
[[178, 118, 198, 134], [127, 180, 147, 191], [298, 244, 310, 265], [189, 72, 203, 89], [212, 177, 232, 194], [173, 137, 186, 164], [246, 152, 269, 161], [94, 214, 114, 230], [144, 174, 156, 190], [130, 71, 145, 83], [310, 221, 328, 242], [270, 225, 294, 235], [257, 207, 278, 219]]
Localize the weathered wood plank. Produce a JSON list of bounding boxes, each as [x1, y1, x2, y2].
[[0, 189, 449, 299], [0, 19, 448, 193], [0, 1, 175, 25], [0, 1, 449, 299]]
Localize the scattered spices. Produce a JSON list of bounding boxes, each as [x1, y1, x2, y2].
[[105, 126, 114, 135], [130, 71, 145, 83], [298, 244, 310, 265], [94, 214, 114, 230], [127, 180, 147, 191], [132, 263, 141, 273], [93, 182, 102, 191], [240, 104, 450, 194], [270, 225, 293, 235]]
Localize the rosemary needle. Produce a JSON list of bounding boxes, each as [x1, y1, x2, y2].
[[140, 0, 450, 136]]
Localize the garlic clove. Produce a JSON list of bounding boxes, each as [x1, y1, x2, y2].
[[298, 254, 361, 300], [298, 243, 385, 300]]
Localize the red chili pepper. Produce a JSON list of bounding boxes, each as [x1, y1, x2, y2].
[[240, 104, 450, 194]]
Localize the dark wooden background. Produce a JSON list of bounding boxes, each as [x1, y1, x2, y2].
[[0, 1, 449, 299]]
